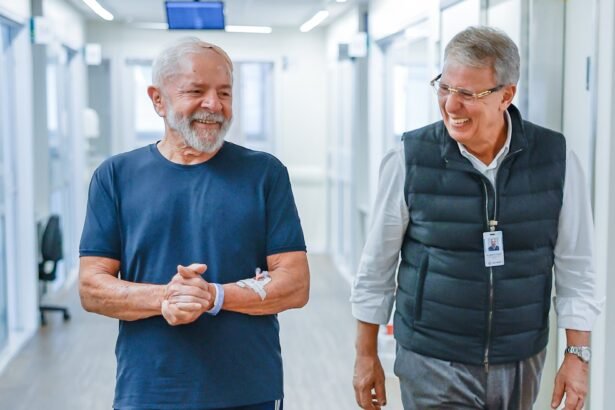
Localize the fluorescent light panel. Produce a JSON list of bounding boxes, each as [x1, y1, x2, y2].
[[82, 0, 114, 21], [129, 23, 272, 34], [133, 22, 169, 30], [225, 25, 272, 34], [300, 10, 329, 32]]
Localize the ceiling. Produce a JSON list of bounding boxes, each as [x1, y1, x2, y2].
[[67, 0, 362, 29]]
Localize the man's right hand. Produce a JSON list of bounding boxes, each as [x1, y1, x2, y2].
[[354, 353, 387, 409], [354, 320, 387, 409], [162, 263, 213, 325]]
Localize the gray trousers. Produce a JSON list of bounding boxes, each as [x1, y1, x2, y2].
[[394, 345, 547, 410]]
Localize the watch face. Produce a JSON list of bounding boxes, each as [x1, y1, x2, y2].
[[581, 349, 591, 362]]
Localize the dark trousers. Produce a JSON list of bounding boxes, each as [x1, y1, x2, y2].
[[221, 400, 283, 410]]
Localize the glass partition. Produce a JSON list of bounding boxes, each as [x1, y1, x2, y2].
[[46, 44, 76, 281], [0, 22, 13, 351]]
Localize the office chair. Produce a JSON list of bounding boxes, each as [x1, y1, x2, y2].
[[39, 214, 71, 325]]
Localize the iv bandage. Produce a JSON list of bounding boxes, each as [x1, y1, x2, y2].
[[236, 268, 271, 300]]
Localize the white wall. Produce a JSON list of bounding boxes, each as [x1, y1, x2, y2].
[[43, 0, 85, 49], [369, 0, 431, 40], [86, 23, 328, 252], [326, 7, 360, 61], [591, 0, 615, 408], [0, 0, 29, 22]]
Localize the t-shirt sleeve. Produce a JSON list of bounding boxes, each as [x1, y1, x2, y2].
[[79, 166, 122, 260], [265, 164, 306, 255]]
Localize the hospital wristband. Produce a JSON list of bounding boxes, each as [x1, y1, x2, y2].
[[207, 283, 224, 316]]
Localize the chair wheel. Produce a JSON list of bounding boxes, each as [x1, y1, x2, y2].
[[63, 312, 71, 321]]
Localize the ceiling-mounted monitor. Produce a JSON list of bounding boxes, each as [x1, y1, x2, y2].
[[165, 1, 225, 30]]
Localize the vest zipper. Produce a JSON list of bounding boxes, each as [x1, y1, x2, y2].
[[481, 179, 495, 373], [485, 268, 494, 373], [480, 147, 523, 373]]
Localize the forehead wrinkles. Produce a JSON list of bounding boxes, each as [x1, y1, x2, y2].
[[163, 57, 232, 91], [441, 71, 497, 91]]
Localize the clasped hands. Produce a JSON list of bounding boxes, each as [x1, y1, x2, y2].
[[161, 263, 214, 326]]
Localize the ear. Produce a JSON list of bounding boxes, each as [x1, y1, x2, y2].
[[499, 84, 516, 110], [147, 86, 166, 117]]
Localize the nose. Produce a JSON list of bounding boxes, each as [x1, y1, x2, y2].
[[201, 91, 222, 112], [443, 91, 464, 113]]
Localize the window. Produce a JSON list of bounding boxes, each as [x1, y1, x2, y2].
[[239, 63, 273, 149], [131, 62, 164, 144], [230, 62, 274, 153]]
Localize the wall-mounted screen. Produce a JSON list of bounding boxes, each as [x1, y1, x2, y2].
[[165, 1, 225, 30]]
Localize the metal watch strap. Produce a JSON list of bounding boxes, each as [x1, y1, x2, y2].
[[565, 345, 591, 363]]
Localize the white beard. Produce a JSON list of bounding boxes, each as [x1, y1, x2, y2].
[[166, 105, 231, 153]]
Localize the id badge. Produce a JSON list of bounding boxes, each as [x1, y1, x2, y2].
[[483, 231, 504, 267]]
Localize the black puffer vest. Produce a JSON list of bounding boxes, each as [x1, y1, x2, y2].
[[395, 105, 565, 365]]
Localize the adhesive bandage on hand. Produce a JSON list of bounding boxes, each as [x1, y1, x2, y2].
[[236, 268, 271, 300]]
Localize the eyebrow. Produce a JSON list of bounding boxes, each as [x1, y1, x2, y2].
[[181, 82, 232, 90]]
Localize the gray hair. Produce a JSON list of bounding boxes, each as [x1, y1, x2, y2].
[[443, 26, 520, 85], [152, 37, 233, 87]]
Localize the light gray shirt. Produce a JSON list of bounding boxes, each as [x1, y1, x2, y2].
[[351, 112, 603, 331]]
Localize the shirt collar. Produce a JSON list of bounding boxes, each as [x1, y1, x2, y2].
[[457, 110, 512, 171]]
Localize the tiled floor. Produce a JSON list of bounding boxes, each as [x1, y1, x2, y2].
[[0, 254, 402, 410]]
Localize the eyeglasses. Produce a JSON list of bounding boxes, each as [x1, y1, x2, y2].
[[430, 74, 504, 103]]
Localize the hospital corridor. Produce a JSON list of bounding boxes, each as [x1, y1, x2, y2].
[[0, 0, 614, 409]]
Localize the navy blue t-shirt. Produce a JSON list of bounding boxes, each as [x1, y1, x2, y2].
[[79, 142, 306, 409]]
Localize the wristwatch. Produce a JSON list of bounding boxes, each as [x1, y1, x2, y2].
[[565, 346, 591, 363]]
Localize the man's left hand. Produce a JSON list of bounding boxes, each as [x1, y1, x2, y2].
[[162, 263, 214, 325], [551, 354, 588, 410]]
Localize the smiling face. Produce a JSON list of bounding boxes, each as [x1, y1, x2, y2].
[[153, 49, 233, 153], [438, 63, 515, 151]]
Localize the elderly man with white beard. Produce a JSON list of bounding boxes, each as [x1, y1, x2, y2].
[[78, 37, 309, 410]]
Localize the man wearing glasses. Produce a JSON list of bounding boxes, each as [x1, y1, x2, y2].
[[352, 26, 601, 410]]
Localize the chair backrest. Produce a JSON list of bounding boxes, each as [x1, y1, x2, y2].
[[41, 215, 63, 262]]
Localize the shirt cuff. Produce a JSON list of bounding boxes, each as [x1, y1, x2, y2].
[[350, 293, 395, 325], [554, 296, 604, 330]]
